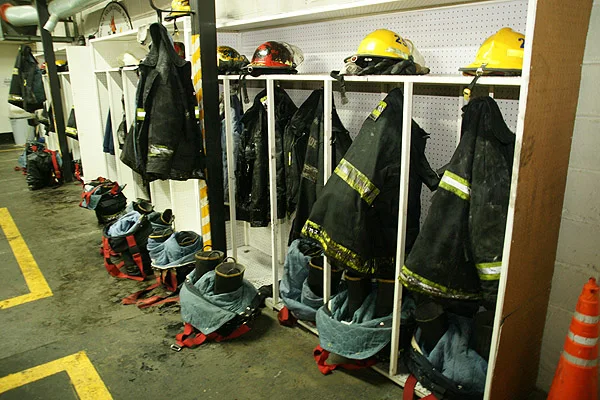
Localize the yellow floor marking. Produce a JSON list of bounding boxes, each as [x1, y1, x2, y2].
[[0, 208, 52, 309], [0, 351, 112, 399], [0, 148, 24, 153]]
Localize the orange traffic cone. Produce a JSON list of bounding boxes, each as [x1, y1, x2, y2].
[[548, 278, 599, 400]]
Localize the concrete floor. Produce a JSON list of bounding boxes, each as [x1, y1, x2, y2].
[[0, 138, 549, 400], [0, 142, 401, 399]]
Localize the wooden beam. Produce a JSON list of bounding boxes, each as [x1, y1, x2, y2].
[[489, 0, 593, 397]]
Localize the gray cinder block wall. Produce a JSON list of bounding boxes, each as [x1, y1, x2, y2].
[[536, 0, 600, 391]]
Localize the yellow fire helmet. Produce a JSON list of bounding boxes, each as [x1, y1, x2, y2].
[[345, 29, 411, 62], [166, 0, 191, 20], [460, 27, 525, 75]]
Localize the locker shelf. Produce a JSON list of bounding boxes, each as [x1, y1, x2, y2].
[[218, 73, 523, 86], [89, 29, 138, 43]]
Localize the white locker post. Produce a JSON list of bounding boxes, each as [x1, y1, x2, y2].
[[389, 81, 414, 377], [457, 86, 464, 146], [223, 78, 238, 259], [105, 71, 125, 191], [266, 78, 280, 305], [322, 78, 333, 305]]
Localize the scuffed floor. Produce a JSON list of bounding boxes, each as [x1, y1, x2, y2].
[[0, 142, 400, 400]]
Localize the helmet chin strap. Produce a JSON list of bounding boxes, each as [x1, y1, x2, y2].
[[463, 64, 487, 102]]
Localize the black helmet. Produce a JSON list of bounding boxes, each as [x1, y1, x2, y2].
[[217, 46, 249, 74]]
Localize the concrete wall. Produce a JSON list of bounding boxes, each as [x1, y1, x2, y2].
[[537, 0, 600, 392], [0, 44, 21, 133]]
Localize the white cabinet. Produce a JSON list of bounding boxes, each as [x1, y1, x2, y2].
[[69, 17, 210, 238]]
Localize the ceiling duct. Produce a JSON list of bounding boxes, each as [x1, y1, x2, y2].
[[0, 0, 105, 32]]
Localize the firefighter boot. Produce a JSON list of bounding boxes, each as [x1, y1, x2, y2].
[[214, 257, 246, 294], [414, 300, 448, 352], [307, 256, 343, 297], [194, 246, 225, 282], [375, 276, 396, 318], [345, 271, 371, 318]]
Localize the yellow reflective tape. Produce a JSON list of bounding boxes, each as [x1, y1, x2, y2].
[[65, 127, 78, 135], [476, 261, 502, 281], [334, 158, 380, 205], [0, 208, 53, 309], [0, 351, 112, 399], [399, 265, 481, 300], [192, 49, 201, 64], [445, 171, 470, 187], [199, 181, 211, 247], [201, 206, 209, 218], [136, 108, 146, 121], [440, 171, 471, 200], [193, 70, 203, 85], [302, 219, 369, 274], [13, 67, 19, 75]]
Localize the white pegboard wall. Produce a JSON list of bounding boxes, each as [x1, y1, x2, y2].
[[229, 0, 527, 75], [217, 0, 525, 260], [217, 32, 241, 50], [225, 221, 248, 249]]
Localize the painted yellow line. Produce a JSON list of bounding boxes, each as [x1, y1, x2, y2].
[[0, 208, 52, 309], [0, 148, 24, 153], [0, 351, 112, 399]]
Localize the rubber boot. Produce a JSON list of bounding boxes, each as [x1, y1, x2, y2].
[[149, 227, 174, 243], [470, 310, 495, 361], [148, 209, 174, 230], [345, 271, 371, 318], [307, 256, 325, 297], [307, 257, 343, 297], [414, 301, 447, 352], [132, 198, 154, 214], [214, 257, 246, 294], [375, 278, 396, 317], [194, 246, 225, 282]]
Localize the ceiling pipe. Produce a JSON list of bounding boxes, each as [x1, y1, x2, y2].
[[0, 4, 39, 27], [1, 0, 106, 32], [44, 0, 105, 32]]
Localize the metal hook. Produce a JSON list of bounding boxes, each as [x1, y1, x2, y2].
[[463, 63, 486, 102]]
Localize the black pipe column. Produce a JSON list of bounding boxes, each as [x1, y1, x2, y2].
[[35, 0, 73, 182], [191, 0, 226, 252]]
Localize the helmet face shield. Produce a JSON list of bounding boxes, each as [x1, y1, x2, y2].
[[284, 43, 304, 67]]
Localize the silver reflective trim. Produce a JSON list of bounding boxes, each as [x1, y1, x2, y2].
[[563, 351, 598, 367], [441, 174, 470, 198], [568, 331, 599, 346], [574, 311, 600, 324]]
